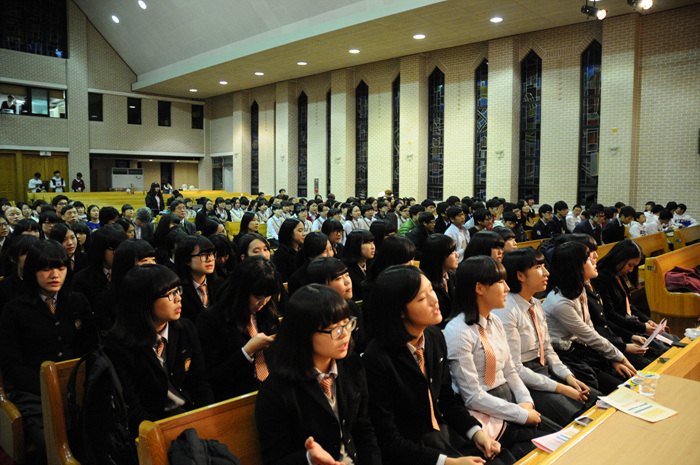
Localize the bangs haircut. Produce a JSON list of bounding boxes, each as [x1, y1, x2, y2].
[[371, 265, 424, 346], [596, 239, 643, 286], [307, 257, 348, 285], [269, 284, 350, 380], [342, 229, 375, 266], [88, 224, 127, 271], [302, 232, 330, 261], [369, 219, 396, 249], [174, 235, 216, 283], [419, 234, 456, 287], [453, 256, 507, 325], [8, 235, 40, 265], [502, 248, 545, 293], [13, 218, 40, 235], [48, 223, 71, 242], [465, 230, 505, 259], [549, 242, 588, 299], [20, 240, 71, 303], [111, 239, 156, 290], [566, 233, 598, 252], [321, 218, 344, 235], [278, 218, 302, 248], [493, 226, 515, 242], [366, 234, 416, 283], [237, 232, 269, 260]]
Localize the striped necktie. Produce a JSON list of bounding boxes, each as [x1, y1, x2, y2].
[[248, 315, 269, 381], [478, 324, 497, 387], [415, 348, 440, 431]]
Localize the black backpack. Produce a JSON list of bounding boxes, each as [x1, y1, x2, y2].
[[67, 345, 138, 465]]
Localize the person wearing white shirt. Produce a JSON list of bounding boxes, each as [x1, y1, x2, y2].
[[49, 170, 65, 192], [628, 212, 647, 238], [565, 205, 582, 233], [27, 172, 43, 192], [343, 206, 367, 242], [444, 206, 470, 263], [266, 204, 285, 242], [311, 204, 329, 232], [673, 204, 698, 227], [493, 249, 596, 427]]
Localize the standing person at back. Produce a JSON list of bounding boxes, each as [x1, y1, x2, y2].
[[71, 172, 85, 192], [49, 170, 65, 193], [28, 172, 43, 193]]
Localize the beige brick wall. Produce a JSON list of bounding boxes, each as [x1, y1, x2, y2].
[[299, 73, 332, 197], [275, 81, 298, 196], [86, 22, 136, 93]]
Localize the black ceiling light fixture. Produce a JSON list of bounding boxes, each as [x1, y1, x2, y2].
[[628, 0, 653, 10], [581, 0, 607, 20]]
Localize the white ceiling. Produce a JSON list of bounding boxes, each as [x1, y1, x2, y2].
[[73, 0, 698, 99]]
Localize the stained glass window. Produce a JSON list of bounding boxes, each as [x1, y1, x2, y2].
[[474, 60, 488, 200], [355, 81, 369, 199], [392, 76, 400, 197], [251, 101, 259, 195], [578, 41, 601, 205], [519, 52, 542, 202], [298, 92, 308, 197], [428, 68, 445, 201]]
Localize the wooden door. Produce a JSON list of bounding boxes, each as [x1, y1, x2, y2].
[[0, 151, 19, 202]]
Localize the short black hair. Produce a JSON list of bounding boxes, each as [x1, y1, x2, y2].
[[549, 242, 588, 299], [502, 248, 545, 294], [453, 256, 507, 324], [538, 204, 553, 215], [553, 201, 568, 213]]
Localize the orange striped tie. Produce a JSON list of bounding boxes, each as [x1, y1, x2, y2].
[[156, 338, 165, 357], [46, 297, 56, 315], [478, 325, 497, 387], [528, 306, 546, 366], [248, 315, 269, 381], [415, 348, 440, 431], [319, 377, 333, 400], [198, 283, 209, 307], [617, 276, 632, 316]]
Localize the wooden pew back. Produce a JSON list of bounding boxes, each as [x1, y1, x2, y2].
[[516, 238, 546, 250], [672, 225, 700, 248], [635, 231, 670, 257], [40, 359, 83, 465], [0, 368, 24, 463], [137, 392, 261, 465]]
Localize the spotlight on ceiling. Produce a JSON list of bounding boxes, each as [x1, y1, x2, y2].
[[581, 4, 606, 20], [628, 0, 653, 10]]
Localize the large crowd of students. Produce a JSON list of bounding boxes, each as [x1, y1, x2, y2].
[[0, 188, 694, 465]]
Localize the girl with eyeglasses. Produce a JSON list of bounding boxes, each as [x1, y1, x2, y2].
[[174, 235, 218, 322], [196, 256, 280, 401], [256, 284, 381, 465], [105, 264, 214, 435]]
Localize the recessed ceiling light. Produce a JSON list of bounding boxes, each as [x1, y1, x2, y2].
[[189, 88, 197, 92], [128, 105, 135, 109], [413, 34, 426, 40], [138, 1, 147, 9], [149, 159, 153, 162], [219, 80, 228, 85], [255, 71, 264, 76], [349, 49, 360, 54], [297, 61, 307, 66], [490, 17, 503, 23], [111, 15, 120, 23]]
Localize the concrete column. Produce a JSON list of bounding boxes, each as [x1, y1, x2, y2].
[[330, 69, 355, 199], [399, 54, 428, 200], [275, 81, 298, 196], [232, 92, 251, 193]]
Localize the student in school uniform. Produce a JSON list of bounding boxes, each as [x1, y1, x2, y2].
[[311, 204, 329, 232], [0, 235, 39, 312], [467, 208, 493, 239], [464, 231, 505, 263], [419, 234, 459, 327], [322, 218, 345, 258], [145, 182, 165, 216], [174, 235, 218, 322], [265, 203, 285, 247], [363, 265, 514, 465], [602, 206, 635, 244], [255, 284, 382, 465], [0, 240, 97, 461], [673, 203, 698, 227], [444, 206, 470, 264], [530, 204, 553, 240], [548, 201, 570, 236], [272, 218, 306, 282], [104, 264, 214, 436], [48, 223, 88, 273], [565, 205, 583, 234], [406, 212, 436, 260], [628, 211, 647, 238], [573, 204, 604, 245], [287, 232, 334, 295], [341, 229, 375, 302], [196, 256, 280, 401], [344, 205, 366, 240]]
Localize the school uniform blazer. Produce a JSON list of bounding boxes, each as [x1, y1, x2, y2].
[[0, 293, 97, 395], [255, 353, 381, 465], [602, 219, 626, 244], [548, 216, 569, 236], [0, 273, 21, 315], [180, 219, 197, 235], [531, 219, 551, 239], [433, 276, 454, 328], [592, 271, 649, 334], [196, 306, 279, 401], [272, 245, 302, 283], [180, 279, 219, 322], [135, 222, 155, 244], [73, 266, 110, 308], [145, 192, 165, 215], [362, 326, 481, 465], [573, 220, 603, 245], [104, 319, 214, 434], [346, 262, 367, 301]]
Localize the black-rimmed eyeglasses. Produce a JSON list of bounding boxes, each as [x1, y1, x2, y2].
[[190, 251, 217, 262], [159, 286, 183, 301], [316, 317, 357, 340]]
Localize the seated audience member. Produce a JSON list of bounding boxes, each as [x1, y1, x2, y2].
[[156, 228, 186, 271], [295, 204, 314, 234], [419, 234, 458, 326], [322, 218, 345, 258], [265, 203, 285, 246], [645, 206, 673, 234], [255, 285, 382, 465], [73, 224, 128, 307], [273, 218, 306, 282], [363, 265, 514, 465], [237, 232, 272, 262], [573, 203, 604, 245], [398, 204, 425, 236], [114, 217, 135, 239], [132, 207, 154, 242], [17, 202, 34, 222], [543, 242, 636, 393], [50, 194, 69, 211], [628, 211, 647, 238], [98, 206, 120, 227], [287, 232, 333, 295], [0, 240, 97, 460], [59, 204, 78, 226], [503, 212, 528, 243], [174, 235, 218, 322], [233, 212, 260, 247], [344, 205, 367, 238], [530, 204, 553, 240], [602, 206, 635, 244], [395, 204, 411, 232], [467, 208, 493, 239], [407, 211, 436, 260], [208, 233, 236, 283], [201, 219, 226, 237], [434, 202, 451, 234], [39, 211, 62, 240], [86, 204, 101, 232], [643, 201, 655, 219], [212, 197, 231, 222], [342, 229, 375, 302], [170, 199, 197, 235], [673, 203, 698, 227], [0, 235, 39, 312], [360, 204, 375, 229], [11, 218, 41, 239], [311, 203, 329, 231], [492, 227, 518, 254], [465, 202, 484, 230], [493, 249, 596, 426], [197, 256, 279, 401], [548, 201, 570, 236], [72, 221, 90, 255], [565, 205, 583, 233], [465, 230, 505, 262], [369, 218, 396, 250], [486, 198, 503, 228], [92, 239, 156, 334], [105, 264, 214, 435], [194, 198, 213, 231], [229, 197, 244, 222], [121, 204, 135, 222], [4, 206, 21, 232], [445, 256, 560, 460], [153, 213, 181, 251], [445, 205, 470, 263], [664, 201, 677, 215], [48, 223, 87, 273]]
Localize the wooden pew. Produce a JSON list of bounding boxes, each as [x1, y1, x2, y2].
[[644, 335, 700, 382], [40, 359, 83, 465], [0, 368, 25, 464], [644, 242, 700, 336], [634, 231, 670, 257], [672, 225, 700, 248], [225, 221, 241, 241], [137, 392, 261, 465], [516, 238, 546, 250]]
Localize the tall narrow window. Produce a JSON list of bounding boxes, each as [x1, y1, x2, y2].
[[88, 93, 102, 121], [127, 97, 141, 125], [158, 101, 171, 127], [326, 90, 331, 195], [192, 104, 203, 129], [392, 76, 400, 197], [474, 60, 488, 200], [578, 41, 602, 205], [355, 81, 369, 199], [519, 52, 542, 202], [428, 68, 445, 201], [251, 101, 259, 195], [298, 92, 308, 197]]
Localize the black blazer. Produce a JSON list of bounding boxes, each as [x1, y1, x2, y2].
[[433, 275, 454, 329], [0, 292, 97, 395], [180, 278, 218, 322], [592, 270, 648, 334], [346, 262, 366, 302], [531, 219, 551, 239], [573, 220, 602, 245], [0, 273, 21, 315], [73, 266, 110, 308], [180, 219, 197, 235], [135, 223, 155, 245], [255, 353, 381, 465], [407, 225, 430, 260], [104, 319, 214, 434], [548, 216, 569, 236], [145, 192, 165, 216], [602, 219, 626, 244], [362, 326, 481, 465], [272, 245, 302, 283], [196, 305, 279, 401]]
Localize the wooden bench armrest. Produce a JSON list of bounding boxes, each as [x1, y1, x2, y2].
[[40, 360, 81, 465], [0, 369, 24, 463]]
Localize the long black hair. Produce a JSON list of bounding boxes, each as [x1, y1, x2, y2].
[[452, 256, 507, 325], [549, 241, 589, 300], [110, 239, 156, 291], [173, 235, 216, 285], [365, 234, 414, 283], [19, 240, 72, 304], [596, 239, 643, 287], [371, 265, 424, 346], [342, 229, 374, 266], [419, 233, 456, 289]]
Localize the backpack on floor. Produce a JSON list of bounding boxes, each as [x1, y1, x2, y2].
[[67, 345, 138, 465]]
